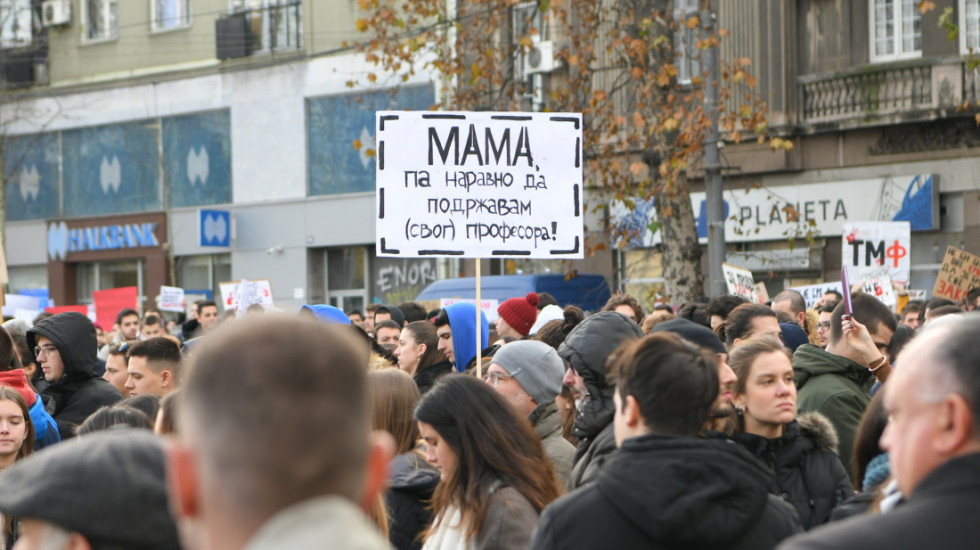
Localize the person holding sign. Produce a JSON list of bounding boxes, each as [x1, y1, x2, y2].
[[791, 294, 896, 480]]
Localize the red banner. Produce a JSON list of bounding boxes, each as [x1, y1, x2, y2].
[[44, 305, 89, 316], [93, 287, 139, 330]]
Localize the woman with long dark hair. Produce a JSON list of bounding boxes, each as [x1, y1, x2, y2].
[[0, 387, 35, 549], [416, 375, 559, 549], [729, 337, 853, 529], [395, 321, 450, 395]]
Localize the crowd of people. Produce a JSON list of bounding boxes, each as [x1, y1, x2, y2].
[[0, 284, 978, 549]]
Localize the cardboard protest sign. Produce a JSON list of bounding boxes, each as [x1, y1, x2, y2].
[[219, 279, 274, 312], [375, 111, 584, 258], [92, 287, 138, 330], [841, 221, 911, 285], [440, 298, 500, 323], [156, 286, 185, 313], [722, 263, 761, 303], [932, 246, 980, 302], [789, 282, 841, 309]]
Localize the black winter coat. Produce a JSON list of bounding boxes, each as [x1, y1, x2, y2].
[[414, 359, 452, 396], [557, 312, 643, 490], [28, 312, 122, 439], [733, 412, 854, 529], [386, 452, 439, 550], [531, 433, 803, 550], [778, 452, 980, 550]]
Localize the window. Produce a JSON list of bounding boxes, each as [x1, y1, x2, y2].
[[0, 0, 33, 48], [83, 0, 118, 41], [177, 254, 230, 302], [152, 0, 191, 31], [76, 260, 147, 304], [512, 2, 544, 81], [673, 0, 701, 84], [230, 0, 301, 53], [870, 0, 921, 61], [961, 0, 980, 54]]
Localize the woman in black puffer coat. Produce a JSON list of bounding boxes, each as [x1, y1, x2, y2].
[[730, 337, 854, 529]]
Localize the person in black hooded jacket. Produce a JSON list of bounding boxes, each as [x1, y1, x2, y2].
[[27, 312, 122, 439], [557, 311, 643, 490], [729, 337, 853, 530], [533, 332, 802, 550]]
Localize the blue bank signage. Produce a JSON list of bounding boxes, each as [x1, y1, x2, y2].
[[47, 214, 166, 262], [199, 209, 231, 247]]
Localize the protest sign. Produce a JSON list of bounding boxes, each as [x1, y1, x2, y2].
[[157, 286, 185, 313], [2, 294, 40, 318], [92, 287, 138, 330], [722, 263, 761, 303], [789, 282, 841, 309], [440, 298, 500, 323], [859, 271, 897, 309], [932, 246, 980, 302], [906, 289, 927, 301], [45, 305, 88, 316], [375, 111, 584, 258], [841, 221, 911, 285], [219, 279, 274, 312]]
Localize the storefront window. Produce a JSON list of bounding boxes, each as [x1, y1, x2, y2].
[[75, 260, 146, 304], [177, 253, 231, 302], [308, 246, 369, 312], [6, 265, 48, 295]]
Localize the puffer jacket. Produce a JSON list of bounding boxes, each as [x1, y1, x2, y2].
[[387, 452, 439, 550], [558, 311, 643, 490], [733, 412, 854, 529], [531, 433, 803, 550], [792, 344, 873, 478], [27, 312, 122, 439]]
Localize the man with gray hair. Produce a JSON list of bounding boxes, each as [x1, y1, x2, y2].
[[484, 340, 576, 486], [167, 316, 391, 549], [779, 313, 980, 549]]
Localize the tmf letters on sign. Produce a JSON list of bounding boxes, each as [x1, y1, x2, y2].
[[375, 111, 584, 258]]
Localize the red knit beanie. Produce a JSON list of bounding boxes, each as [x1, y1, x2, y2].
[[0, 369, 37, 407], [497, 292, 540, 336]]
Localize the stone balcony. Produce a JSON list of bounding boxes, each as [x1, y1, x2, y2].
[[798, 57, 973, 130]]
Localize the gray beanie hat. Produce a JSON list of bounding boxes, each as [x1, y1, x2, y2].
[[491, 340, 565, 405], [0, 428, 180, 550]]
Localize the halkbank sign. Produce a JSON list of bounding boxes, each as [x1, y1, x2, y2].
[[47, 220, 161, 261]]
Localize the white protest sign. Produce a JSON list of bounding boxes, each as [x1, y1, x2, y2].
[[440, 298, 500, 323], [841, 221, 911, 285], [722, 263, 761, 303], [907, 289, 927, 301], [14, 309, 37, 322], [375, 111, 584, 258], [156, 286, 185, 313], [219, 279, 274, 313], [859, 270, 897, 309], [1, 294, 40, 318], [790, 282, 842, 309]]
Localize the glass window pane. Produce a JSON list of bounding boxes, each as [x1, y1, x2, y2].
[[76, 263, 97, 304], [178, 255, 211, 291], [327, 247, 366, 291], [212, 254, 231, 299], [98, 259, 139, 290], [7, 265, 48, 295]]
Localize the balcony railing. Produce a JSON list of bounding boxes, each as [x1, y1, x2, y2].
[[798, 58, 968, 127], [216, 1, 302, 60]]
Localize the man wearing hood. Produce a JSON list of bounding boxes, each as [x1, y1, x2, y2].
[[558, 311, 644, 490], [27, 312, 122, 439], [434, 302, 491, 372], [532, 333, 802, 550]]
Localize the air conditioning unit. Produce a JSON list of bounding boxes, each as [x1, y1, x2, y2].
[[42, 0, 71, 27], [523, 38, 557, 75]]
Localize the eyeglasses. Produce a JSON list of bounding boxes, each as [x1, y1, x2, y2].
[[34, 344, 58, 358], [485, 371, 514, 387], [815, 322, 832, 331]]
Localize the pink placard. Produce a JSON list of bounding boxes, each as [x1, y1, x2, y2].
[[93, 287, 139, 330]]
